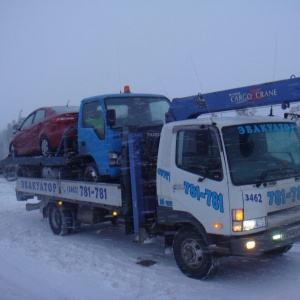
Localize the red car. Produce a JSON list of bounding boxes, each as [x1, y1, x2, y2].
[[10, 106, 79, 157]]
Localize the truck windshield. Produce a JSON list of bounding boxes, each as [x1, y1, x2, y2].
[[222, 122, 300, 186], [105, 96, 170, 127]]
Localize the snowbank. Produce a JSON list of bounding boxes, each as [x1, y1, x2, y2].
[[0, 178, 299, 300]]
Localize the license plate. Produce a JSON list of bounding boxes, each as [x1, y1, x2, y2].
[[281, 225, 300, 240]]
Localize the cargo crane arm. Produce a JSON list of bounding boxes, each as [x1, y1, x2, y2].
[[167, 76, 300, 122]]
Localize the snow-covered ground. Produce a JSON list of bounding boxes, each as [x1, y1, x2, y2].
[[1, 177, 300, 300]]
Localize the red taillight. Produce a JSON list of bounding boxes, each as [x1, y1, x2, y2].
[[51, 115, 77, 124]]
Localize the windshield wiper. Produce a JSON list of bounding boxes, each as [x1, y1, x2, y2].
[[255, 167, 300, 188], [255, 169, 278, 188]]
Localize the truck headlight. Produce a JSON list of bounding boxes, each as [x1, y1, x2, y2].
[[243, 217, 266, 231], [232, 209, 266, 232], [232, 209, 244, 232]]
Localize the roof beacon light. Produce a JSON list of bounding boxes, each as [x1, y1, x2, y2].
[[124, 85, 131, 93]]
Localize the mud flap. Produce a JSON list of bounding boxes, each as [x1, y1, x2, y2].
[[26, 202, 41, 211]]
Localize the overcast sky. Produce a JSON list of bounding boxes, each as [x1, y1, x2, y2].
[[0, 0, 299, 130]]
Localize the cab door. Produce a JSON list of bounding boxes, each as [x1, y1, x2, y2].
[[170, 125, 231, 235], [78, 100, 107, 169]]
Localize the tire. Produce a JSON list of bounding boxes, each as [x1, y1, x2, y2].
[[84, 163, 100, 182], [173, 226, 218, 279], [17, 166, 29, 177], [111, 216, 118, 225], [40, 137, 52, 157], [48, 204, 73, 236], [264, 244, 293, 255]]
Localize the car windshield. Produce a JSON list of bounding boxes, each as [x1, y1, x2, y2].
[[222, 122, 300, 186], [105, 96, 170, 127]]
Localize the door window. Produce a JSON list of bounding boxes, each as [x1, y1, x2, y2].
[[82, 102, 105, 139], [176, 127, 223, 181], [21, 114, 35, 130], [34, 110, 46, 123]]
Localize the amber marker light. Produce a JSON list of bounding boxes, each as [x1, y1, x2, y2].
[[214, 223, 223, 229], [124, 85, 131, 93], [232, 223, 242, 232], [233, 209, 244, 221], [232, 209, 244, 232]]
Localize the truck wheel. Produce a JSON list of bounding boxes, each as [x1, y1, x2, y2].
[[40, 137, 52, 157], [173, 226, 218, 279], [48, 204, 73, 236], [84, 163, 100, 182], [17, 166, 29, 177], [264, 244, 293, 255]]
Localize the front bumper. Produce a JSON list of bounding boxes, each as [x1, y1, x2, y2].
[[228, 222, 300, 255]]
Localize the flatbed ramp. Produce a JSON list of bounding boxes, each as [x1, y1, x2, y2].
[[16, 177, 122, 207]]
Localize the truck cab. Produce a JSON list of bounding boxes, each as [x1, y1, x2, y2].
[[157, 115, 300, 257], [78, 90, 170, 181]]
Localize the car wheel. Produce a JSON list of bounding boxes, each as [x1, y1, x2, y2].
[[40, 137, 52, 157]]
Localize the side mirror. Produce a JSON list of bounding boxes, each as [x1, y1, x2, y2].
[[13, 124, 19, 131], [281, 101, 290, 110], [106, 109, 116, 127]]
